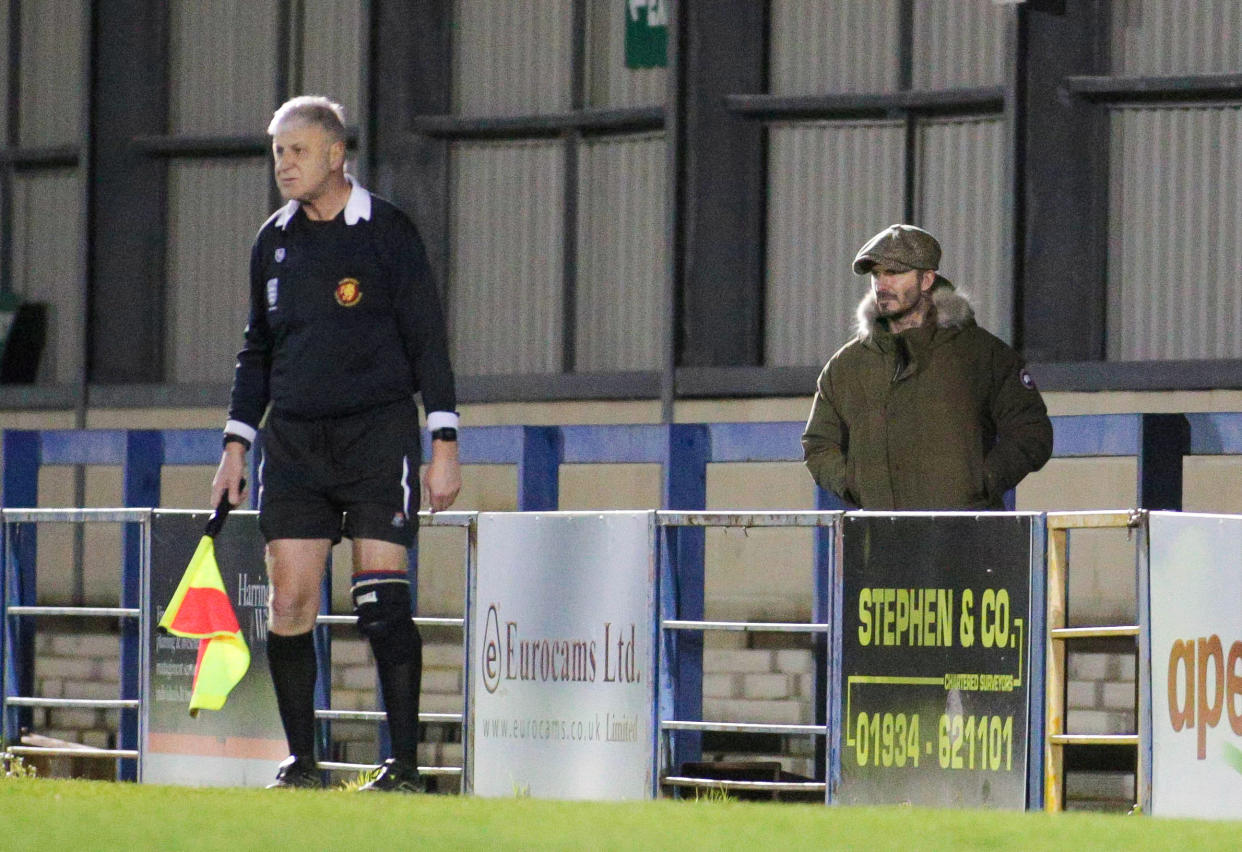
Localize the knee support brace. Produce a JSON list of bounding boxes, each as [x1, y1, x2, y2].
[[351, 575, 419, 664]]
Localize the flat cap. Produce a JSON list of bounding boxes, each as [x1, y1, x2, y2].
[[852, 224, 952, 288]]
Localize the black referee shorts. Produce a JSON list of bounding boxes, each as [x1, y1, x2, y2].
[[258, 398, 420, 547]]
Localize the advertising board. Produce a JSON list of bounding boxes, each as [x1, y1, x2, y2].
[[142, 511, 285, 785], [1149, 512, 1242, 819], [837, 513, 1037, 808], [469, 512, 656, 799]]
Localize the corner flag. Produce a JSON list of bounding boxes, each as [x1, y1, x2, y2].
[[158, 490, 251, 716]]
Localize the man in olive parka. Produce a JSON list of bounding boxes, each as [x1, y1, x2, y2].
[[802, 224, 1052, 510]]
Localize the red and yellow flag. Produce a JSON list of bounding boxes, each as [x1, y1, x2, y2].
[[158, 533, 250, 716]]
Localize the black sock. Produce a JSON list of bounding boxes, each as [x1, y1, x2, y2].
[[371, 623, 423, 765], [267, 630, 318, 761]]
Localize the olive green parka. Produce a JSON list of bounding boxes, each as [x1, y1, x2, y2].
[[802, 286, 1052, 510]]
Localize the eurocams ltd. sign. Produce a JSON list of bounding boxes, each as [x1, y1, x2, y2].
[[837, 514, 1038, 808], [469, 512, 656, 799], [1149, 513, 1242, 819]]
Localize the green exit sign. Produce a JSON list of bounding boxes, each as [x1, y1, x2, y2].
[[625, 0, 667, 69]]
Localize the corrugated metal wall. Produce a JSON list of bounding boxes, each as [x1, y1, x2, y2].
[[19, 0, 83, 146], [769, 0, 900, 95], [916, 116, 1009, 340], [1108, 106, 1242, 361], [166, 160, 271, 383], [300, 0, 363, 121], [169, 1, 277, 135], [575, 132, 665, 371], [1112, 0, 1242, 76], [11, 172, 84, 384], [449, 141, 565, 374], [765, 121, 905, 367], [453, 0, 572, 116], [586, 0, 664, 108], [911, 0, 1006, 90], [164, 2, 280, 383]]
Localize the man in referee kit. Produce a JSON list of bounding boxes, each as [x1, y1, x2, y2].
[[212, 95, 462, 792]]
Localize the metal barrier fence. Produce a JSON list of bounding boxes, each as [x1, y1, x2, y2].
[[656, 510, 837, 798], [3, 506, 835, 794], [3, 413, 1242, 792]]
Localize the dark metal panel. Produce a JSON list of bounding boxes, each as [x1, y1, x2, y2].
[[411, 106, 665, 139], [724, 87, 1005, 120], [370, 0, 451, 293], [0, 146, 77, 167], [1018, 0, 1109, 363], [678, 0, 765, 368], [1066, 72, 1242, 102], [89, 0, 169, 384]]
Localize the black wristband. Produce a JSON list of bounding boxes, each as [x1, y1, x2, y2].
[[223, 434, 251, 451], [430, 427, 458, 442]]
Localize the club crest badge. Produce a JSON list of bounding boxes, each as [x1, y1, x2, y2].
[[1019, 369, 1036, 390], [335, 278, 362, 307], [266, 278, 279, 310], [274, 247, 286, 263]]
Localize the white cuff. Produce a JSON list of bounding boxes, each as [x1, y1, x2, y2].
[[426, 411, 459, 432], [224, 420, 258, 446]]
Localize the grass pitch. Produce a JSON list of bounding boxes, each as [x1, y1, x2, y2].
[[1, 779, 1238, 851]]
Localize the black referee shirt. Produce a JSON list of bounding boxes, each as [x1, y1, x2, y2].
[[227, 180, 456, 434]]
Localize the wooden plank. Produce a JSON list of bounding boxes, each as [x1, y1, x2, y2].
[[1046, 510, 1140, 530], [1050, 626, 1140, 640], [1045, 527, 1068, 812]]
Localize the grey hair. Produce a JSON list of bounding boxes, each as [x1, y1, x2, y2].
[[267, 95, 346, 143]]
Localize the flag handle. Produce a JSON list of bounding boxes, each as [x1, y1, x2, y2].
[[204, 478, 245, 539]]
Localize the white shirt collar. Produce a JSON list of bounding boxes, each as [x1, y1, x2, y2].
[[274, 174, 372, 230]]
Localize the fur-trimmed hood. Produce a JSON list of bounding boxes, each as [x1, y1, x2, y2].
[[855, 284, 975, 339]]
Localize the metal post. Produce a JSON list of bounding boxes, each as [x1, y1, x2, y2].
[[2, 431, 39, 744], [812, 487, 841, 787], [1136, 516, 1152, 814], [317, 561, 333, 767], [517, 426, 562, 511], [662, 424, 708, 775], [1138, 414, 1189, 511], [121, 431, 162, 781], [1026, 516, 1048, 810]]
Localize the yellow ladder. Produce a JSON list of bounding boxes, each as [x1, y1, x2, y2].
[[1044, 510, 1144, 812]]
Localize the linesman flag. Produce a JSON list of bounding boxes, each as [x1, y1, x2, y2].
[[158, 488, 250, 717]]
